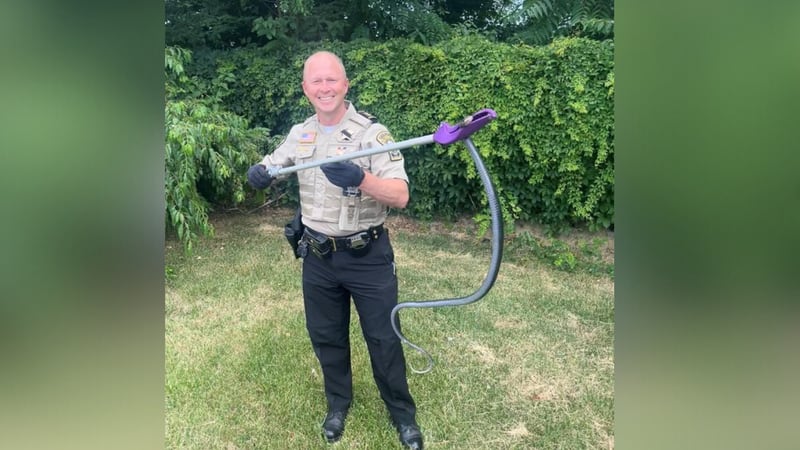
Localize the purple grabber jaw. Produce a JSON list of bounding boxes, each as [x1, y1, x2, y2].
[[432, 108, 497, 145]]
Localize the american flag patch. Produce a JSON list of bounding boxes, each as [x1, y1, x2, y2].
[[299, 131, 316, 143]]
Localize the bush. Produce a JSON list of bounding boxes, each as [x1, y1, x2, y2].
[[343, 36, 614, 230], [180, 35, 614, 233], [165, 47, 269, 252]]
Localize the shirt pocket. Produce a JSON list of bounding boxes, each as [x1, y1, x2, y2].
[[295, 145, 316, 161], [328, 144, 368, 169]]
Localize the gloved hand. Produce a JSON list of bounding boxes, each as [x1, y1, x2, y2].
[[247, 164, 274, 189], [321, 161, 365, 188]]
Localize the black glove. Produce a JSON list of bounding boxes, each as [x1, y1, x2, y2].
[[247, 164, 274, 189], [321, 161, 365, 188]]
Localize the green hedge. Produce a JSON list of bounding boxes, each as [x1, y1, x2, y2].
[[194, 35, 614, 230]]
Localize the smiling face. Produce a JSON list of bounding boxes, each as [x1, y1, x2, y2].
[[302, 52, 350, 126]]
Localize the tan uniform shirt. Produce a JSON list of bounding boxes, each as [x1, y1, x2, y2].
[[261, 102, 408, 236]]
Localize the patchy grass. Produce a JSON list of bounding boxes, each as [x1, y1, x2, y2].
[[165, 208, 614, 449]]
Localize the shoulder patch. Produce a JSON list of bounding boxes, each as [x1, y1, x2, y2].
[[376, 131, 395, 145]]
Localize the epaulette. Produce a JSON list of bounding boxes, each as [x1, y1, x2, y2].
[[358, 111, 378, 123]]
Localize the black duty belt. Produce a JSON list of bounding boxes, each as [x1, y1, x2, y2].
[[303, 224, 384, 258]]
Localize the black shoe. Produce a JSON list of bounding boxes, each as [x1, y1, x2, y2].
[[321, 410, 347, 443], [397, 423, 424, 450]]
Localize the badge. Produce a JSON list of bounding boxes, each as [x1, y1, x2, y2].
[[376, 131, 394, 145], [299, 131, 316, 144], [389, 150, 403, 161]]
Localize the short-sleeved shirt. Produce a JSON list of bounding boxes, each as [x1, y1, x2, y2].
[[261, 102, 408, 236]]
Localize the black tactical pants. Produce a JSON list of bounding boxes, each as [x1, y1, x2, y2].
[[301, 229, 417, 425]]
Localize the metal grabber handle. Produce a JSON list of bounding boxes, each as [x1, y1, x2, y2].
[[267, 108, 498, 177]]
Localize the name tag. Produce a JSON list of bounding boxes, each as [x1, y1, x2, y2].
[[332, 144, 358, 156], [296, 145, 316, 158]]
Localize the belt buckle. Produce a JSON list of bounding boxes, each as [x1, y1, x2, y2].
[[348, 233, 368, 250]]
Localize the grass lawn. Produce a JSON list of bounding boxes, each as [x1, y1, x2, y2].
[[165, 208, 614, 449]]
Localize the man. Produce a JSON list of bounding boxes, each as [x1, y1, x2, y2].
[[246, 51, 423, 450]]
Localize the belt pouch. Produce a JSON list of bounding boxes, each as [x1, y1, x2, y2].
[[284, 207, 305, 259], [305, 229, 332, 259]]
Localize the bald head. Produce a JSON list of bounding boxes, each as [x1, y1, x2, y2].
[[303, 51, 347, 82], [301, 51, 350, 125]]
